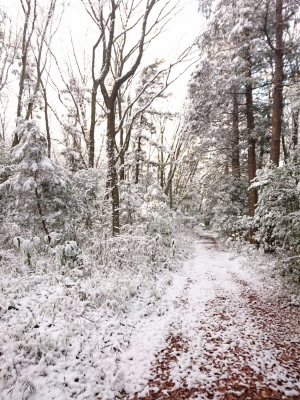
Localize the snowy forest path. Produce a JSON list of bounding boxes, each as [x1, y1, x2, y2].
[[125, 230, 300, 400]]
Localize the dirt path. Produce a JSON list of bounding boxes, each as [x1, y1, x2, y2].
[[125, 232, 300, 400]]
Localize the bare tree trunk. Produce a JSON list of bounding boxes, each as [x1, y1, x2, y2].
[[169, 179, 173, 208], [258, 136, 265, 170], [119, 150, 125, 181], [292, 110, 299, 149], [245, 52, 257, 217], [34, 172, 51, 243], [164, 134, 182, 197], [165, 163, 177, 195], [282, 134, 288, 163], [16, 57, 26, 121], [135, 135, 141, 184], [118, 95, 125, 181], [89, 83, 99, 168], [270, 0, 283, 166], [42, 84, 51, 158], [232, 93, 240, 177], [160, 131, 164, 187], [107, 104, 120, 235]]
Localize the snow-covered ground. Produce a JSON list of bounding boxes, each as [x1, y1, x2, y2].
[[1, 229, 299, 399]]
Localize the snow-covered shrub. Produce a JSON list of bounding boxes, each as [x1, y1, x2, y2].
[[0, 139, 14, 223], [173, 180, 203, 218], [119, 181, 145, 226], [202, 173, 249, 238], [65, 167, 110, 243], [0, 139, 12, 183], [252, 160, 300, 252], [252, 158, 300, 282], [54, 240, 83, 269], [13, 235, 40, 266], [140, 184, 174, 237]]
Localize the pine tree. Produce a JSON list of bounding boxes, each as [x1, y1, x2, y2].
[[1, 119, 69, 242]]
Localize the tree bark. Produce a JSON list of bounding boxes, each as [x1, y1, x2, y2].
[[118, 94, 125, 181], [258, 136, 265, 170], [160, 131, 164, 187], [107, 103, 120, 235], [34, 172, 51, 244], [41, 81, 51, 157], [169, 179, 173, 209], [135, 135, 142, 184], [89, 82, 99, 168], [164, 165, 176, 197], [245, 53, 257, 217], [232, 93, 240, 177], [282, 134, 288, 163], [292, 110, 299, 149], [270, 0, 284, 166], [119, 150, 125, 181]]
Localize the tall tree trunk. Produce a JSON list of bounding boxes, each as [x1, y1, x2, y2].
[[164, 165, 176, 197], [245, 52, 257, 217], [17, 55, 27, 120], [270, 0, 283, 166], [169, 179, 173, 209], [282, 134, 288, 162], [135, 135, 141, 184], [41, 82, 51, 158], [12, 53, 28, 147], [232, 93, 240, 177], [118, 95, 125, 181], [164, 140, 182, 197], [292, 110, 299, 149], [107, 104, 120, 235], [258, 136, 265, 170], [89, 83, 99, 168], [119, 150, 125, 181], [34, 172, 51, 244], [160, 131, 164, 187]]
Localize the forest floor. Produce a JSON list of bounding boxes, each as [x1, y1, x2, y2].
[[121, 230, 300, 400], [1, 229, 300, 400]]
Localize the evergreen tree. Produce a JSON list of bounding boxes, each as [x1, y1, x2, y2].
[[1, 119, 69, 242]]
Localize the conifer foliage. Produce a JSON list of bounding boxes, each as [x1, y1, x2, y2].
[[1, 119, 68, 243]]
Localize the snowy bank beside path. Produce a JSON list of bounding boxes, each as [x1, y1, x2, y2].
[[1, 229, 300, 400]]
